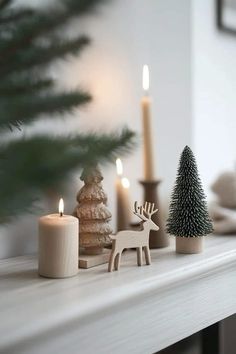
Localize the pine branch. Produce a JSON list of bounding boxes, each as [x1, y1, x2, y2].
[[71, 129, 137, 166], [0, 0, 106, 61], [0, 0, 11, 11], [60, 0, 107, 14], [0, 129, 136, 223], [0, 90, 91, 131], [0, 36, 90, 76], [0, 7, 34, 24], [0, 77, 53, 95]]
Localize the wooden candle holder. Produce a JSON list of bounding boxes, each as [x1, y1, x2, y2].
[[140, 180, 169, 248]]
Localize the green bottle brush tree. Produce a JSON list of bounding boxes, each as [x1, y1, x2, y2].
[[166, 146, 213, 253]]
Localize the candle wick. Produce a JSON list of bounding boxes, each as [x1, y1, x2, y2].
[[60, 212, 63, 217]]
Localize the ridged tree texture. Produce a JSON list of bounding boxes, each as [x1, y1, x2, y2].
[[166, 146, 213, 237], [75, 165, 112, 254]]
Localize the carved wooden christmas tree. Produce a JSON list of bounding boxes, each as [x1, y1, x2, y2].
[[75, 165, 112, 258], [166, 146, 213, 253]]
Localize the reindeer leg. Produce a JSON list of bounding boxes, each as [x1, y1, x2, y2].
[[144, 246, 151, 265], [108, 250, 116, 272], [115, 252, 121, 271], [137, 247, 143, 266]]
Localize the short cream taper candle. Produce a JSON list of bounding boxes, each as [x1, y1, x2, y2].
[[116, 159, 131, 231], [38, 198, 79, 278], [142, 64, 155, 181]]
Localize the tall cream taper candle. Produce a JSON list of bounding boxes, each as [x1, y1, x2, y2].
[[38, 198, 79, 278], [142, 65, 154, 181]]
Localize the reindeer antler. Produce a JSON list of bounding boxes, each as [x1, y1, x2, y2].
[[134, 201, 147, 221], [134, 201, 158, 221], [143, 202, 158, 219]]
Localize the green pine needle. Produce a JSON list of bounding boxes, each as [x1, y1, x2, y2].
[[0, 77, 53, 95], [0, 91, 92, 131], [0, 0, 12, 10], [0, 129, 136, 223], [0, 36, 90, 76], [166, 146, 213, 237]]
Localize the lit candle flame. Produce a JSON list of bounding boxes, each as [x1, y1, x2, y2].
[[142, 64, 149, 92], [121, 177, 130, 189], [116, 158, 123, 176], [59, 198, 64, 217]]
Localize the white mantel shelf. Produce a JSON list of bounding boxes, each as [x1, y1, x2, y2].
[[1, 235, 236, 354]]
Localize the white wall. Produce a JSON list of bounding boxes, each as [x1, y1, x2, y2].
[[192, 2, 236, 348], [0, 0, 192, 259], [192, 0, 236, 196], [63, 0, 192, 210]]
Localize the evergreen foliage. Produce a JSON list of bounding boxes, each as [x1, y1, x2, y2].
[[0, 0, 135, 223], [166, 146, 213, 237]]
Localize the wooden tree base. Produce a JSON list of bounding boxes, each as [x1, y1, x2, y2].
[[79, 249, 110, 269], [176, 236, 204, 254], [140, 180, 169, 248], [83, 246, 103, 255]]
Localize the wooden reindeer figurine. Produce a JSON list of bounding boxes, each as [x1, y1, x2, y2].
[[108, 201, 159, 272]]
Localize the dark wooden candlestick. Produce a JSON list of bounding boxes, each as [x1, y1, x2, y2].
[[140, 180, 169, 248]]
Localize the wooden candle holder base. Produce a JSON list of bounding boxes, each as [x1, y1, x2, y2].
[[79, 249, 110, 269], [140, 180, 169, 248]]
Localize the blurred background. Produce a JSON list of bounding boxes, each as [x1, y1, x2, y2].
[[1, 0, 236, 259]]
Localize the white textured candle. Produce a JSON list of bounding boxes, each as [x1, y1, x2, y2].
[[38, 214, 79, 278]]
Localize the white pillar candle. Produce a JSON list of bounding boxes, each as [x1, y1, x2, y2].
[[116, 159, 131, 231], [142, 65, 155, 181], [38, 198, 79, 278]]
